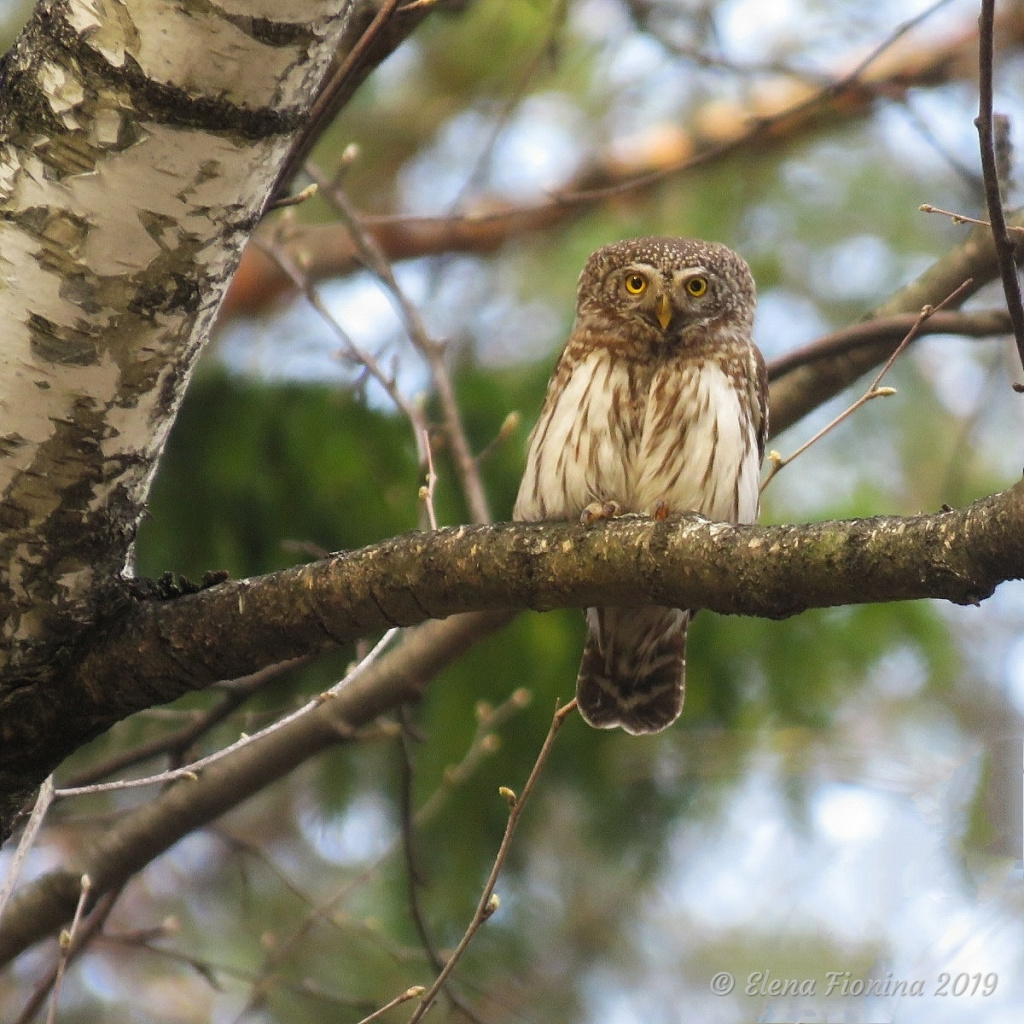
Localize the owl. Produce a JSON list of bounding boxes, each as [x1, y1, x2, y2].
[[514, 237, 767, 734]]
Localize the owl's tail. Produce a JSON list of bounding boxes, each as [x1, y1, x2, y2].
[[576, 606, 690, 735]]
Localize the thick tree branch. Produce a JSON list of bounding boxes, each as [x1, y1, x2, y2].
[[65, 479, 1024, 725], [766, 309, 1012, 381]]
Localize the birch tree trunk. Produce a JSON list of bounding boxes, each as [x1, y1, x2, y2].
[[0, 0, 351, 830]]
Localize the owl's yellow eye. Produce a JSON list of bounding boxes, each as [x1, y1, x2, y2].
[[686, 276, 708, 297], [624, 273, 647, 295]]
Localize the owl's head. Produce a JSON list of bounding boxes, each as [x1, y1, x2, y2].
[[576, 237, 756, 346]]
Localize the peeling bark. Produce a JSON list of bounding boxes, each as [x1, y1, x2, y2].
[[0, 0, 352, 829]]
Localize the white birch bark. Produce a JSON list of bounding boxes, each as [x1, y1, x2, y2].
[[0, 0, 350, 680]]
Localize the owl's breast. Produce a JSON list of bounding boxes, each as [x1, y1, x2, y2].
[[514, 350, 760, 525], [633, 360, 761, 523], [513, 350, 644, 521]]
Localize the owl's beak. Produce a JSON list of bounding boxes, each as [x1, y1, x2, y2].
[[656, 293, 672, 331]]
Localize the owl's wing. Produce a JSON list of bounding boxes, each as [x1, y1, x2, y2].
[[752, 345, 769, 463]]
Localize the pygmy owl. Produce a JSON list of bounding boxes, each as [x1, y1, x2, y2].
[[514, 237, 767, 734]]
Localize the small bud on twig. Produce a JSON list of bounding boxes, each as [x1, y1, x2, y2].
[[512, 687, 532, 707], [499, 411, 521, 438]]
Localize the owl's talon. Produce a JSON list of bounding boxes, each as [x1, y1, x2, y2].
[[653, 501, 670, 522], [580, 500, 622, 526]]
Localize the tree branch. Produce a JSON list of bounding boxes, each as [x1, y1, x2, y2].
[[766, 309, 1012, 381], [769, 206, 1024, 435], [974, 0, 1024, 385], [0, 610, 513, 966], [66, 480, 1024, 721]]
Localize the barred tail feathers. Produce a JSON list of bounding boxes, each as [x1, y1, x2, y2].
[[576, 606, 690, 735]]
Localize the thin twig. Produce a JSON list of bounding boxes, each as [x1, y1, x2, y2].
[[474, 411, 522, 465], [407, 698, 578, 1024], [14, 888, 120, 1024], [449, 0, 568, 205], [920, 203, 1024, 235], [419, 428, 439, 531], [0, 776, 54, 927], [535, 0, 960, 210], [274, 0, 404, 192], [266, 183, 319, 213], [53, 631, 400, 799], [60, 660, 305, 792], [762, 280, 973, 490], [397, 716, 438, 965], [46, 875, 92, 1024], [233, 688, 531, 1020], [307, 166, 493, 525], [102, 925, 385, 1010], [396, 715, 486, 1024], [974, 0, 1024, 390], [356, 986, 427, 1024], [254, 233, 430, 464]]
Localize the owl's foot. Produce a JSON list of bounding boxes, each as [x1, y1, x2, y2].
[[653, 500, 670, 522], [580, 500, 622, 526]]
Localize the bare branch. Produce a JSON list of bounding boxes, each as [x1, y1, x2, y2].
[[0, 777, 54, 927], [762, 281, 974, 489], [309, 169, 492, 524], [224, 3, 1024, 317], [920, 203, 1024, 234], [54, 632, 398, 799], [770, 206, 1024, 435], [59, 481, 1024, 725], [13, 887, 120, 1024], [272, 0, 445, 194], [974, 0, 1024, 388], [357, 986, 427, 1024], [46, 875, 92, 1024], [419, 429, 440, 531], [254, 231, 430, 464], [59, 660, 306, 791], [407, 699, 578, 1023], [396, 715, 486, 1024], [766, 309, 1012, 381], [0, 611, 513, 967], [6, 474, 1024, 965], [236, 688, 528, 1017]]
